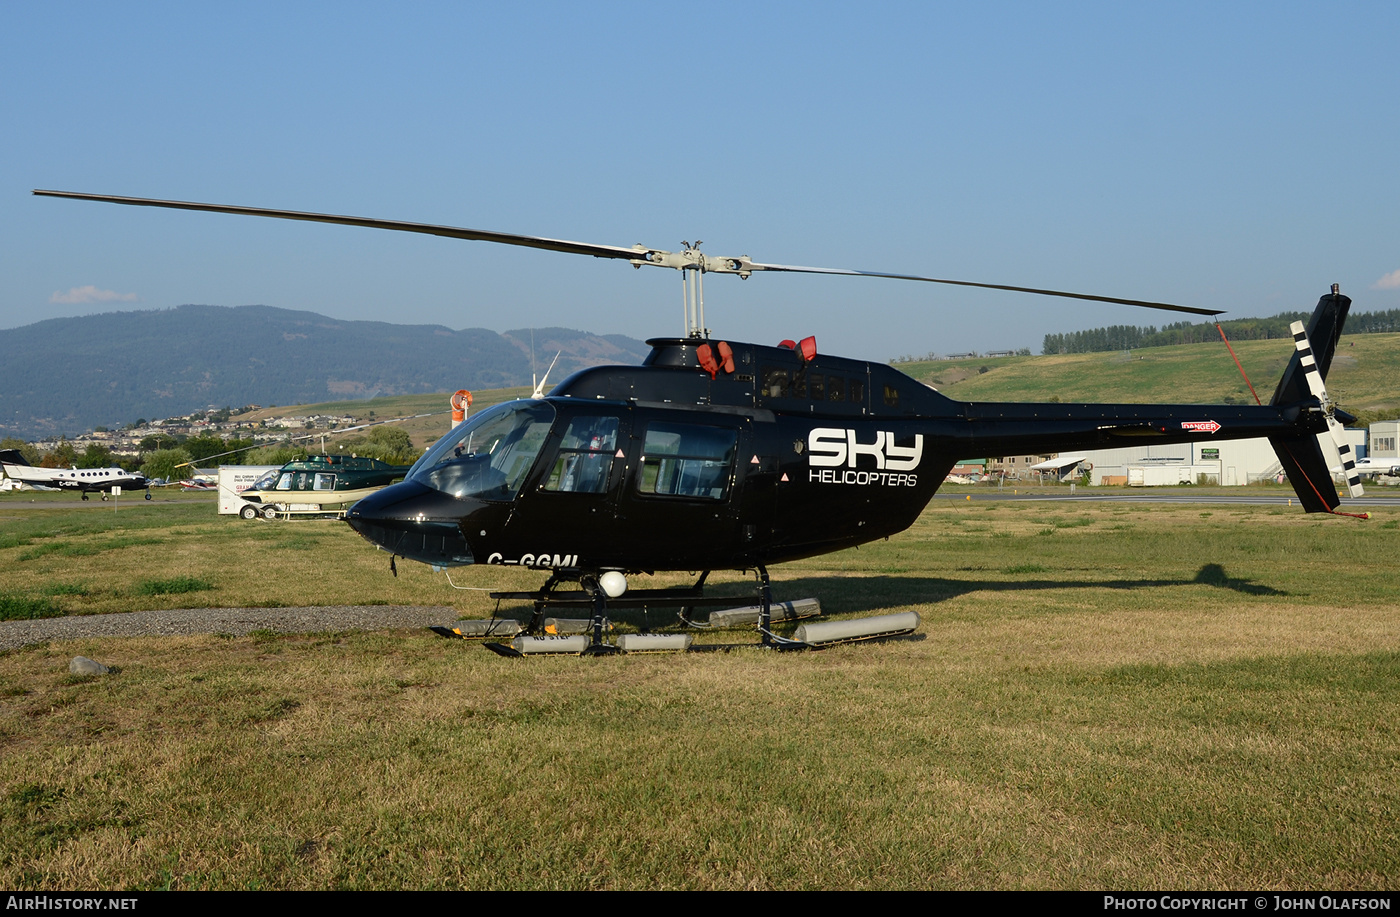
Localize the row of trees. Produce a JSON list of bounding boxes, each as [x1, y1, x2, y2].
[[4, 421, 423, 485], [1041, 308, 1400, 355], [1042, 314, 1309, 355], [136, 426, 419, 481], [0, 433, 256, 482]]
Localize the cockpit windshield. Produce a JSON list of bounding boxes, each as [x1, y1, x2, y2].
[[409, 401, 556, 501]]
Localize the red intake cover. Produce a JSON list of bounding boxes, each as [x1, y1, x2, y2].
[[716, 341, 735, 373], [696, 343, 719, 379]]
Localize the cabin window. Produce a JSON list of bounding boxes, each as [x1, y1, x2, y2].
[[313, 473, 335, 491], [637, 422, 737, 500], [883, 384, 899, 407], [849, 378, 865, 405], [808, 373, 824, 401], [827, 376, 845, 403], [544, 416, 619, 494], [761, 367, 791, 398]]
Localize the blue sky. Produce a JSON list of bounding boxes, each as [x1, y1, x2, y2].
[[3, 2, 1397, 361]]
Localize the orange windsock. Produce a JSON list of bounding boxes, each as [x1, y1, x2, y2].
[[451, 390, 473, 427]]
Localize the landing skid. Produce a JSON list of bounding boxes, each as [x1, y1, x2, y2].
[[487, 569, 774, 655], [463, 567, 816, 655], [482, 641, 523, 658], [438, 567, 919, 656]]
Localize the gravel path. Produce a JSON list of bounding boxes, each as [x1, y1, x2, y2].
[[0, 605, 465, 650]]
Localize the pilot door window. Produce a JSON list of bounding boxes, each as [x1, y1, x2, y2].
[[412, 400, 556, 501], [637, 422, 737, 500], [543, 417, 619, 494]]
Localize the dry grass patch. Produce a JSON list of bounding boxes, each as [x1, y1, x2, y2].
[[0, 498, 1398, 888]]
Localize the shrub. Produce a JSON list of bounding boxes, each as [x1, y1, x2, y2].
[[0, 594, 63, 621], [133, 576, 214, 596]]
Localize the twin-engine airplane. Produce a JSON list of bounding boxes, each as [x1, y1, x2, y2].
[[0, 449, 151, 500], [34, 190, 1364, 653]]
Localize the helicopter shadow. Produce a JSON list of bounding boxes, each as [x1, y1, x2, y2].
[[762, 563, 1288, 617], [481, 563, 1285, 630]]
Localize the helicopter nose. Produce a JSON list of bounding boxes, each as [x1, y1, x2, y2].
[[346, 480, 474, 567]]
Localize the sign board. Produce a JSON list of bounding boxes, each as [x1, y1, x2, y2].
[[217, 465, 281, 514]]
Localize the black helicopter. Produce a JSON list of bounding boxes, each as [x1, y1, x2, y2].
[[34, 190, 1363, 653]]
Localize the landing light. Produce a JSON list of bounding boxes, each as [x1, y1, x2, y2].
[[599, 571, 628, 598]]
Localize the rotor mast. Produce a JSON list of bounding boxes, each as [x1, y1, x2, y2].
[[629, 239, 751, 339], [680, 243, 707, 338]]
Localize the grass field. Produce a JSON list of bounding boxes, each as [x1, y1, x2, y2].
[[0, 495, 1397, 889], [896, 331, 1400, 421]]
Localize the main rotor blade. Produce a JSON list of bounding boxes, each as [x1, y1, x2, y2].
[[740, 260, 1224, 317], [33, 190, 651, 263], [36, 189, 1222, 316]]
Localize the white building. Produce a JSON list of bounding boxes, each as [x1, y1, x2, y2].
[[1371, 421, 1398, 461], [1083, 430, 1366, 487]]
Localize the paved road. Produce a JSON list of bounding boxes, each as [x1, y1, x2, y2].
[[932, 490, 1398, 508], [0, 496, 207, 511], [8, 490, 1398, 512]]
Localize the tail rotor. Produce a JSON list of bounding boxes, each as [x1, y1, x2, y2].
[[1289, 319, 1364, 499]]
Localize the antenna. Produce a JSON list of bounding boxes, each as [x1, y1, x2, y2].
[[532, 351, 561, 400]]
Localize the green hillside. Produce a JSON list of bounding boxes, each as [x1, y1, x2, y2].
[[895, 332, 1400, 423], [241, 386, 535, 453]]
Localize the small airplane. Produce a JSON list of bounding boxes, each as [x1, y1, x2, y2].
[[1350, 457, 1400, 478], [234, 453, 412, 519], [0, 449, 151, 500], [34, 189, 1366, 653]]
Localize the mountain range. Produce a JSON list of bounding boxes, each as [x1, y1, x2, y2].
[[0, 305, 651, 439]]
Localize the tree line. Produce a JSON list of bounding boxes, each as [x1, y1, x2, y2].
[[2, 423, 422, 484], [1041, 309, 1400, 355]]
